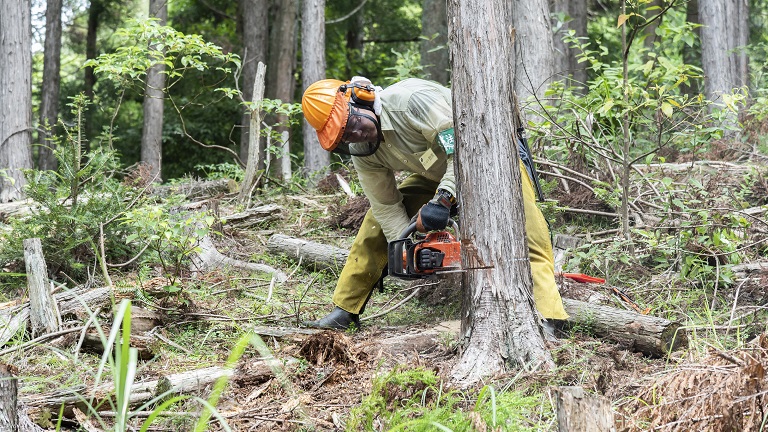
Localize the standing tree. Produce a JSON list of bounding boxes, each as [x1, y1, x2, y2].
[[301, 0, 330, 182], [421, 0, 450, 85], [699, 0, 740, 118], [512, 0, 555, 106], [238, 0, 269, 165], [84, 0, 105, 145], [447, 0, 554, 384], [266, 0, 299, 181], [38, 0, 63, 171], [550, 0, 587, 90], [140, 0, 168, 182], [0, 0, 34, 203]]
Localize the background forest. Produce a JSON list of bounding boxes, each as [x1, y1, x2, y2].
[[1, 0, 768, 431]]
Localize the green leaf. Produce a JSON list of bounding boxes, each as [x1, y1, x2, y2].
[[661, 102, 673, 117]]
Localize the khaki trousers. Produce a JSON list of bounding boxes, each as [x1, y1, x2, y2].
[[333, 164, 568, 320]]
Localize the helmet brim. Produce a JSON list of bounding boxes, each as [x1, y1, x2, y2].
[[317, 92, 349, 151]]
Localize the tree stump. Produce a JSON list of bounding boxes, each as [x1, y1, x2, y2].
[[24, 238, 60, 338], [0, 364, 18, 432], [555, 386, 615, 432]]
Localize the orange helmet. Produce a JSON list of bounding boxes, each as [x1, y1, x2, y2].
[[302, 79, 349, 151], [302, 79, 378, 152]]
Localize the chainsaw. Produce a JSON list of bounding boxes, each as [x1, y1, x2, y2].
[[387, 220, 462, 279], [387, 221, 613, 286]]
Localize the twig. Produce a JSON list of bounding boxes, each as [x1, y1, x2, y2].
[[362, 286, 425, 322], [0, 326, 85, 357], [151, 329, 193, 354]]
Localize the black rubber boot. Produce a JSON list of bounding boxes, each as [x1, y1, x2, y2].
[[303, 306, 360, 331]]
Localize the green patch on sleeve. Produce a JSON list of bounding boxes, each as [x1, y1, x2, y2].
[[436, 128, 455, 155]]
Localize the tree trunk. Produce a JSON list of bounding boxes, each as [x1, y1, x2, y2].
[[0, 0, 34, 203], [140, 0, 167, 183], [267, 0, 299, 181], [238, 0, 269, 164], [37, 0, 63, 171], [512, 0, 555, 108], [699, 0, 737, 111], [300, 0, 330, 183], [421, 0, 450, 85], [447, 0, 554, 385], [682, 0, 700, 96], [83, 0, 102, 148], [24, 238, 61, 338], [239, 62, 267, 202], [0, 364, 18, 432], [643, 0, 663, 50], [733, 0, 749, 88], [550, 0, 587, 90], [555, 386, 616, 432]]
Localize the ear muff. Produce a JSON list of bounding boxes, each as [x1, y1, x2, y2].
[[341, 83, 375, 109]]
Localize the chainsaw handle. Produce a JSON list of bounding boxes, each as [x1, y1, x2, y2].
[[397, 219, 459, 241]]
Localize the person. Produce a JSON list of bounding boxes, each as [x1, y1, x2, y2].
[[300, 77, 568, 330]]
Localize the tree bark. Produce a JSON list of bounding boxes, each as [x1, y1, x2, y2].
[[699, 0, 738, 126], [266, 0, 299, 181], [239, 62, 266, 203], [0, 0, 34, 203], [555, 386, 616, 432], [140, 0, 168, 183], [192, 234, 288, 282], [37, 0, 63, 171], [563, 298, 688, 357], [550, 0, 587, 90], [448, 0, 554, 385], [83, 0, 103, 147], [682, 0, 700, 96], [266, 234, 349, 271], [421, 0, 450, 85], [238, 0, 269, 164], [301, 0, 330, 183], [0, 364, 19, 432], [512, 0, 555, 107], [24, 238, 61, 338]]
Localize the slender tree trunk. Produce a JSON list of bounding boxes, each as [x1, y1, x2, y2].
[[83, 0, 102, 149], [447, 0, 554, 385], [512, 0, 555, 108], [301, 0, 330, 182], [38, 0, 63, 171], [421, 0, 450, 85], [345, 5, 365, 77], [0, 0, 34, 203], [140, 0, 167, 182], [643, 0, 663, 50], [267, 0, 298, 181], [238, 0, 269, 165], [734, 0, 749, 88], [682, 0, 700, 96], [699, 0, 736, 105], [550, 0, 587, 90]]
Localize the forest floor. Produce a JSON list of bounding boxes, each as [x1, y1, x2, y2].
[[5, 145, 768, 431]]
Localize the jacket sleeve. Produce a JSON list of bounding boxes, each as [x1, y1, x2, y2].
[[352, 157, 411, 242], [406, 89, 456, 196]]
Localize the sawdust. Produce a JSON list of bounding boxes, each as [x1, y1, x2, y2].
[[617, 334, 768, 432]]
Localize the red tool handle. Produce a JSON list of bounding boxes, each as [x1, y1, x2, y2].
[[560, 273, 606, 284]]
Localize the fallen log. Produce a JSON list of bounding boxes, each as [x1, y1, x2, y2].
[[563, 298, 687, 357], [24, 238, 60, 338], [224, 204, 283, 229], [555, 386, 615, 432], [23, 366, 234, 418], [192, 234, 287, 283], [266, 234, 349, 272], [0, 287, 111, 347]]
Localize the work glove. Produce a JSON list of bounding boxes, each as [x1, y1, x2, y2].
[[416, 189, 455, 232]]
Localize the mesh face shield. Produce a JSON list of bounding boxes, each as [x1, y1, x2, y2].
[[333, 105, 383, 157]]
